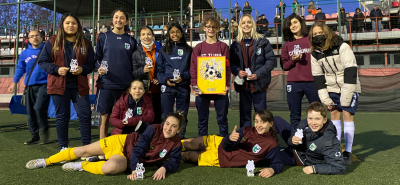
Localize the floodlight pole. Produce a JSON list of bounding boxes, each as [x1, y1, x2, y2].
[[53, 0, 56, 33], [135, 0, 138, 40], [14, 0, 21, 95], [180, 0, 183, 27], [97, 0, 100, 34], [91, 0, 96, 94], [338, 0, 341, 36], [280, 0, 285, 101]]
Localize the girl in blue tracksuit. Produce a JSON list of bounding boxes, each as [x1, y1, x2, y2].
[[156, 23, 192, 139], [94, 8, 137, 140]]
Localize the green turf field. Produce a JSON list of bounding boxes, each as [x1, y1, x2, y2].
[[1, 110, 399, 184]]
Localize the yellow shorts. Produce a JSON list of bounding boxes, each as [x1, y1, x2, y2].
[[100, 134, 127, 160], [198, 135, 223, 167]]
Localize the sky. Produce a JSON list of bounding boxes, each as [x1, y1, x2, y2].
[[212, 0, 364, 26]]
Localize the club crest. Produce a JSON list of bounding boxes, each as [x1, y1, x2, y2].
[[178, 49, 183, 56], [159, 149, 167, 158], [287, 85, 292, 92], [252, 144, 262, 154], [125, 43, 130, 50]]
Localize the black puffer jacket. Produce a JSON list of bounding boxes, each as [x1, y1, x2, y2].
[[132, 42, 162, 91], [288, 119, 347, 175]]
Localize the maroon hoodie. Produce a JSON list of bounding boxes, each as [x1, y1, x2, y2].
[[281, 36, 314, 82]]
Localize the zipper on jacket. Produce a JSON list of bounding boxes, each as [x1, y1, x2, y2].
[[324, 56, 341, 92], [293, 149, 305, 165], [332, 58, 340, 71]]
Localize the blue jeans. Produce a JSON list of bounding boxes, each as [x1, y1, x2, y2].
[[372, 20, 382, 32]]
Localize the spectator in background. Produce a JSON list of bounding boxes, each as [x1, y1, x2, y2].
[[338, 8, 348, 34], [100, 24, 108, 33], [8, 31, 50, 145], [221, 18, 229, 40], [185, 3, 192, 26], [139, 6, 147, 26], [38, 28, 45, 39], [83, 28, 91, 41], [307, 1, 316, 15], [110, 23, 114, 30], [353, 8, 364, 33], [231, 18, 239, 38], [168, 17, 179, 28], [292, 0, 300, 15], [276, 1, 287, 16], [199, 20, 206, 41], [231, 2, 242, 22], [274, 14, 282, 36], [256, 16, 262, 33], [259, 14, 269, 37], [243, 1, 252, 16], [47, 28, 53, 38], [315, 8, 326, 21], [370, 5, 383, 32]]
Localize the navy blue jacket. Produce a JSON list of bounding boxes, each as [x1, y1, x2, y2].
[[95, 31, 137, 89], [288, 119, 346, 175], [13, 43, 47, 85], [156, 42, 192, 92], [230, 38, 275, 92]]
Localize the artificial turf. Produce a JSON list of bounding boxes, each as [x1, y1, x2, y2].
[[0, 110, 399, 184]]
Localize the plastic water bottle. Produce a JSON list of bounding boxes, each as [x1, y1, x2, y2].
[[91, 112, 99, 127]]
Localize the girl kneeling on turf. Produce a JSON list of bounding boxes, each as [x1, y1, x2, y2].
[[26, 112, 184, 181], [181, 110, 283, 178], [109, 79, 154, 135], [272, 101, 347, 175]]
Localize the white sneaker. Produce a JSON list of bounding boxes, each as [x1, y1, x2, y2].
[[98, 155, 105, 160], [26, 159, 47, 169], [60, 147, 69, 163], [81, 156, 99, 162], [62, 161, 83, 172]]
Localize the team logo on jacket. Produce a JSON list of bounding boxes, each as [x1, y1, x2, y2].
[[137, 107, 142, 115], [287, 85, 292, 92], [178, 49, 183, 56], [256, 48, 261, 55], [309, 143, 317, 151], [161, 85, 166, 93], [80, 47, 86, 55], [252, 144, 262, 154], [159, 149, 167, 158], [335, 151, 341, 157], [125, 43, 130, 50]]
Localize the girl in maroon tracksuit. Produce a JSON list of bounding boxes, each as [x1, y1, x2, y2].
[[281, 14, 319, 126], [110, 79, 154, 135]]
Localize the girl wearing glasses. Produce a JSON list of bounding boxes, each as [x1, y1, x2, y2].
[[190, 17, 231, 137]]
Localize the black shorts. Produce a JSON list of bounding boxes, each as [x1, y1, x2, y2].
[[94, 88, 125, 114]]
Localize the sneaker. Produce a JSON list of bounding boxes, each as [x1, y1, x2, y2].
[[62, 161, 83, 172], [39, 130, 50, 145], [24, 135, 40, 145], [26, 159, 46, 169], [60, 147, 69, 163], [343, 151, 353, 165], [98, 155, 105, 160]]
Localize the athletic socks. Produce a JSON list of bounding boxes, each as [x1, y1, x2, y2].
[[45, 148, 77, 165], [344, 121, 355, 153], [332, 120, 342, 142], [181, 139, 186, 152], [81, 161, 105, 175]]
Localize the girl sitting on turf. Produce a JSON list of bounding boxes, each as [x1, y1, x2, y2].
[[26, 112, 184, 181], [109, 79, 154, 135], [181, 110, 283, 178], [273, 101, 347, 175]]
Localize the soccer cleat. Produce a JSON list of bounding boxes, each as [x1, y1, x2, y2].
[[62, 161, 83, 172], [26, 159, 46, 169], [98, 155, 105, 160], [24, 135, 40, 145], [343, 151, 353, 165]]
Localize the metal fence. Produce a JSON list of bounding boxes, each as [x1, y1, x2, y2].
[[1, 0, 400, 111]]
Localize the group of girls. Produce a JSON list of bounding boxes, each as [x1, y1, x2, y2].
[[28, 6, 359, 179]]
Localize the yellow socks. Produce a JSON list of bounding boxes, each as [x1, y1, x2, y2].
[[46, 148, 77, 165], [181, 139, 186, 152], [81, 161, 105, 175]]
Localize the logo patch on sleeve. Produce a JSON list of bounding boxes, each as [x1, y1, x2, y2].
[[252, 144, 262, 154], [159, 149, 168, 158]]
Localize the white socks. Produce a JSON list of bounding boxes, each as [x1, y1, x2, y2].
[[332, 120, 342, 142], [344, 121, 355, 153]]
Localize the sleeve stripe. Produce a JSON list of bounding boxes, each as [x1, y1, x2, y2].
[[344, 67, 358, 84], [314, 75, 327, 90]]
